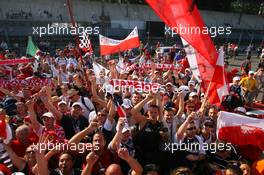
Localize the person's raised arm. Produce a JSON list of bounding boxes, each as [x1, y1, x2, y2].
[[175, 92, 184, 117], [108, 118, 125, 152], [131, 94, 154, 127], [198, 96, 210, 121], [34, 135, 49, 175], [176, 112, 195, 140], [68, 121, 98, 145], [81, 151, 99, 175], [155, 93, 163, 121], [118, 148, 143, 175], [25, 99, 41, 133], [90, 76, 107, 108], [40, 88, 63, 121], [107, 98, 115, 124]]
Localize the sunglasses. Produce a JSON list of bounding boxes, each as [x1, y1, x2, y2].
[[187, 127, 196, 131], [26, 150, 35, 154]]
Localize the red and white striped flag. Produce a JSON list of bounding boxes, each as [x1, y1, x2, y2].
[[217, 111, 264, 150], [99, 27, 140, 56]]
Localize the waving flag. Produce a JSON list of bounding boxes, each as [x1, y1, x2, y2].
[[26, 36, 39, 57], [145, 0, 218, 66], [79, 31, 93, 55], [116, 104, 126, 118], [207, 47, 229, 106], [217, 111, 264, 150], [99, 27, 140, 56]]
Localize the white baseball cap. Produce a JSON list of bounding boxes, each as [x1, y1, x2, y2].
[[249, 70, 255, 75], [235, 107, 246, 114], [233, 76, 240, 81], [72, 102, 84, 109], [189, 92, 198, 97], [58, 101, 67, 106]]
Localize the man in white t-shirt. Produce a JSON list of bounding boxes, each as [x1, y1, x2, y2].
[[67, 89, 95, 120]]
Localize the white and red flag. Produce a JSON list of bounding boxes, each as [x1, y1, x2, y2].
[[99, 27, 140, 56], [146, 0, 218, 67], [217, 111, 264, 150], [116, 104, 126, 118], [206, 47, 229, 106]]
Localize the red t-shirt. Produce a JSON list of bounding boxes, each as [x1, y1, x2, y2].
[[83, 149, 119, 174], [10, 138, 37, 157]]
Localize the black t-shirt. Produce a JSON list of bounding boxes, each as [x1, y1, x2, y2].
[[133, 121, 163, 153], [61, 114, 89, 140]]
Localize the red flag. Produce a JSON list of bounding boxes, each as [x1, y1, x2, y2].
[[181, 38, 215, 94], [116, 105, 126, 118], [145, 0, 218, 66], [99, 27, 140, 56], [217, 111, 264, 150], [207, 47, 229, 106]]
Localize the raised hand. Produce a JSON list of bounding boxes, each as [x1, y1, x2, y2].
[[117, 147, 130, 161], [88, 121, 99, 131], [145, 93, 154, 101], [116, 118, 126, 132], [86, 151, 99, 166], [187, 112, 196, 123]]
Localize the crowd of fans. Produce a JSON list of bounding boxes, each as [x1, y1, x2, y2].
[[0, 41, 263, 175]]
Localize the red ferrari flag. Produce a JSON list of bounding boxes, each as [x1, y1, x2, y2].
[[99, 27, 140, 56], [146, 0, 218, 68]]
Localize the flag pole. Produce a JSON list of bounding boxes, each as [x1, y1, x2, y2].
[[205, 81, 212, 98]]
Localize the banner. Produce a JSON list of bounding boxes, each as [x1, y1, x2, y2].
[[0, 58, 34, 66], [140, 63, 179, 71], [109, 79, 161, 93], [217, 111, 264, 150], [99, 27, 140, 56], [0, 78, 54, 88]]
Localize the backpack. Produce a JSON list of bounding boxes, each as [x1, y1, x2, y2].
[[80, 96, 94, 112]]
